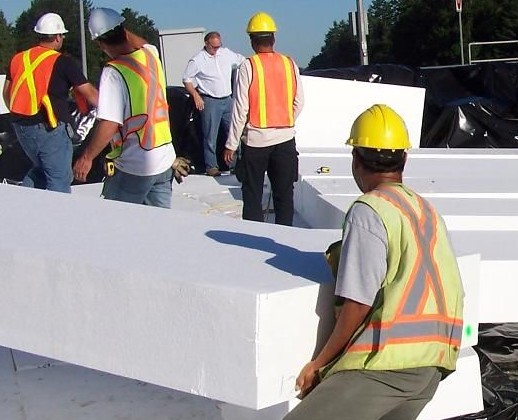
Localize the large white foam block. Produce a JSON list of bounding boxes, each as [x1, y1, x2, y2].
[[0, 183, 341, 410], [296, 150, 518, 324], [296, 77, 425, 149], [219, 348, 483, 420]]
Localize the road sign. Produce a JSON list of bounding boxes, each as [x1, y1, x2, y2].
[[456, 0, 462, 12]]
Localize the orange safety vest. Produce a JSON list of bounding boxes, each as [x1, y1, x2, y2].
[[248, 52, 297, 129], [323, 184, 464, 378], [106, 47, 172, 159], [9, 46, 61, 128]]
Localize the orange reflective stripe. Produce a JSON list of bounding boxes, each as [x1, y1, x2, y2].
[[109, 48, 170, 151], [374, 186, 448, 316]]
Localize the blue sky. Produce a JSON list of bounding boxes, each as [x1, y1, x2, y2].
[[2, 0, 371, 67]]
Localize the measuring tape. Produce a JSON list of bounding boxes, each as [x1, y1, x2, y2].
[[317, 166, 330, 174]]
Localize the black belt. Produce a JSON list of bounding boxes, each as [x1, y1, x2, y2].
[[200, 93, 231, 100]]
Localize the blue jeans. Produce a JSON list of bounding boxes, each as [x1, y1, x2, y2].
[[101, 167, 173, 208], [12, 122, 73, 193], [200, 95, 232, 170]]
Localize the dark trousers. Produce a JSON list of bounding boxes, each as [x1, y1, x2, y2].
[[240, 138, 298, 226]]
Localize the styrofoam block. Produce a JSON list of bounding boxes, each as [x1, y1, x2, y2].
[[0, 183, 341, 409], [298, 148, 518, 180], [303, 176, 518, 195], [479, 261, 518, 323], [219, 348, 482, 420], [0, 75, 8, 114], [296, 76, 425, 149]]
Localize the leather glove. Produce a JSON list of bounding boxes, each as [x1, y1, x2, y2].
[[172, 157, 192, 184]]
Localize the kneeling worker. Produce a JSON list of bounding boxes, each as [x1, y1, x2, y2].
[[286, 104, 464, 420]]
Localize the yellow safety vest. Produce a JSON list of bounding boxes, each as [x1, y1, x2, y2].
[[106, 47, 172, 159], [323, 183, 464, 379]]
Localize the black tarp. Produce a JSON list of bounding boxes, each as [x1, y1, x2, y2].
[[303, 62, 518, 149]]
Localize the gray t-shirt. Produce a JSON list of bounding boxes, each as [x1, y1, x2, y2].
[[335, 202, 388, 306]]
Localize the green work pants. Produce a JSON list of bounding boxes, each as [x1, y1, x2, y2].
[[283, 367, 441, 420]]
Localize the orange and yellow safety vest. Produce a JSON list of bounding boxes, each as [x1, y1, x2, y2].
[[248, 52, 297, 129], [106, 47, 172, 159], [323, 183, 464, 378], [9, 46, 61, 128]]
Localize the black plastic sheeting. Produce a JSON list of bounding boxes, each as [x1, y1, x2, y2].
[[303, 62, 518, 149]]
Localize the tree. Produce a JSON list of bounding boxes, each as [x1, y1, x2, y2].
[[368, 0, 399, 63], [391, 0, 459, 66], [307, 20, 358, 69], [121, 8, 159, 48], [0, 11, 15, 74], [311, 0, 518, 68]]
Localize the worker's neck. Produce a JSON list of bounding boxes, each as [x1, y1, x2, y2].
[[364, 172, 403, 192], [38, 41, 58, 51], [254, 47, 274, 54], [111, 43, 139, 57]]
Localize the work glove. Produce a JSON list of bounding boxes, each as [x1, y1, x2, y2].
[[172, 157, 192, 184]]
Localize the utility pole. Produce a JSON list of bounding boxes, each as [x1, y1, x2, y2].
[[456, 0, 464, 65], [79, 0, 88, 77], [357, 0, 369, 65]]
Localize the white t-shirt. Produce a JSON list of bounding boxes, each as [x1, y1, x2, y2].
[[335, 202, 388, 306], [97, 45, 176, 176]]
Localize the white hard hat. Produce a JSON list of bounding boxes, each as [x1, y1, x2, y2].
[[34, 13, 68, 35], [88, 8, 125, 40]]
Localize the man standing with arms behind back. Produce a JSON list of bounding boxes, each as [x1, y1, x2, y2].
[[223, 12, 304, 226], [183, 31, 244, 176], [73, 8, 184, 208], [3, 12, 98, 193], [286, 105, 464, 420]]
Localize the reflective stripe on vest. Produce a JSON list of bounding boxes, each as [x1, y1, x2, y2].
[[9, 46, 60, 128], [107, 47, 171, 159], [323, 184, 463, 377], [248, 53, 296, 128]]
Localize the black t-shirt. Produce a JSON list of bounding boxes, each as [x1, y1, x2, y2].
[[7, 53, 88, 125]]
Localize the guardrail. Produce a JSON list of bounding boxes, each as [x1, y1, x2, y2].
[[468, 40, 518, 64]]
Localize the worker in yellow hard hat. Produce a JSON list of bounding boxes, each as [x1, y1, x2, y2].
[[223, 12, 305, 226], [286, 105, 464, 420]]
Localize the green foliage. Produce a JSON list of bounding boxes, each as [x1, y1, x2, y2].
[[307, 20, 358, 69], [311, 0, 518, 68], [0, 11, 15, 74], [121, 8, 159, 48]]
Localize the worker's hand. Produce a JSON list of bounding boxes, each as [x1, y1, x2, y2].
[[223, 148, 235, 166], [73, 154, 93, 183], [193, 93, 204, 111], [295, 361, 320, 399], [172, 156, 192, 184]]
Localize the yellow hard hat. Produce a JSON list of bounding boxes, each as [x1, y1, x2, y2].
[[247, 12, 277, 34], [347, 104, 411, 150]]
